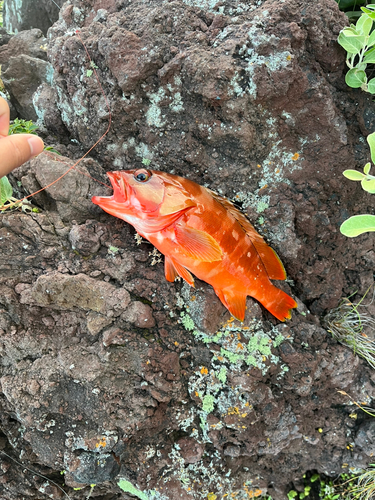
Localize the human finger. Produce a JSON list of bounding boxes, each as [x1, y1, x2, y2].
[[0, 96, 10, 137], [0, 134, 44, 178]]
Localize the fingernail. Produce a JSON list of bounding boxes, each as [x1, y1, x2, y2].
[[28, 136, 44, 156]]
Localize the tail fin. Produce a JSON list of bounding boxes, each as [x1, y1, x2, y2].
[[258, 285, 297, 321]]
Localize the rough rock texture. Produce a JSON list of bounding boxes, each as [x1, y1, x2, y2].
[[1, 0, 375, 499], [3, 0, 60, 35], [0, 29, 52, 120]]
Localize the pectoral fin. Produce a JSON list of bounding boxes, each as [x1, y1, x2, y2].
[[165, 256, 195, 287], [174, 226, 222, 262]]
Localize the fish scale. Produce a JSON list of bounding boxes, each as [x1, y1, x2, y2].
[[92, 169, 297, 321]]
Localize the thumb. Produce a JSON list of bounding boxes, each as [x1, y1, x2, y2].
[[0, 134, 44, 178]]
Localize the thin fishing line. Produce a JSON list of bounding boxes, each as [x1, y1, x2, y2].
[[0, 450, 72, 500], [50, 0, 61, 8], [43, 150, 111, 188]]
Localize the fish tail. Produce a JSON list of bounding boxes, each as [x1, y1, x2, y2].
[[256, 285, 297, 322]]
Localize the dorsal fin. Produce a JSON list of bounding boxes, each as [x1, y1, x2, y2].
[[207, 189, 286, 281]]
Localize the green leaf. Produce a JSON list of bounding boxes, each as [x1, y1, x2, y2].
[[363, 46, 375, 62], [356, 14, 373, 36], [343, 26, 361, 36], [340, 214, 375, 237], [367, 131, 375, 163], [287, 491, 298, 500], [86, 69, 93, 77], [364, 162, 371, 174], [310, 474, 320, 483], [0, 176, 13, 205], [362, 7, 375, 14], [368, 77, 375, 93], [361, 177, 375, 192], [338, 32, 365, 54], [343, 169, 365, 180], [367, 29, 375, 47], [356, 62, 367, 71], [345, 68, 367, 88]]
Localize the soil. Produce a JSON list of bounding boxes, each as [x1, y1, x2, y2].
[[0, 0, 375, 499]]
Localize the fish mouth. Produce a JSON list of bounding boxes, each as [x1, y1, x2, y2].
[[92, 171, 128, 207]]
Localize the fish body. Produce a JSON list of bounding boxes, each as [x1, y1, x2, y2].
[[92, 169, 297, 321]]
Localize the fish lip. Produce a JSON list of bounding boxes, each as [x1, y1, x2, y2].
[[100, 171, 129, 203], [92, 171, 127, 206]]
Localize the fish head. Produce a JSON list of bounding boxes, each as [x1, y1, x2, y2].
[[92, 169, 196, 230]]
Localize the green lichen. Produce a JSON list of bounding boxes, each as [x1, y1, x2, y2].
[[146, 88, 166, 128], [180, 311, 196, 331], [217, 366, 227, 384], [273, 334, 285, 347], [256, 200, 269, 213], [118, 480, 167, 500], [118, 480, 148, 500], [248, 334, 272, 356], [202, 394, 215, 413]]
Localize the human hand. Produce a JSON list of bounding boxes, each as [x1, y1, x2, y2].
[[0, 96, 44, 178]]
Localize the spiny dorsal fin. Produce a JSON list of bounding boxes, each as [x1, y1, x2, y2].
[[207, 189, 286, 281]]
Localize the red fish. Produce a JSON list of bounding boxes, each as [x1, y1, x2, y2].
[[92, 169, 297, 321]]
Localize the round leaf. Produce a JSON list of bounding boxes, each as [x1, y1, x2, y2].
[[364, 162, 371, 174], [345, 68, 367, 88], [340, 215, 375, 237], [361, 177, 375, 193], [338, 32, 365, 54], [356, 14, 373, 36], [367, 131, 375, 163], [343, 169, 365, 181]]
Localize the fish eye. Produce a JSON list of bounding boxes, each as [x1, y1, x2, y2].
[[134, 169, 152, 183]]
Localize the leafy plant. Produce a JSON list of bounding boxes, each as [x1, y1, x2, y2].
[[338, 4, 375, 93], [0, 175, 36, 212], [9, 118, 39, 135], [340, 132, 375, 237]]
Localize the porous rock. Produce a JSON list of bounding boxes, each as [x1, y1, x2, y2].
[[0, 0, 375, 499], [3, 0, 60, 36]]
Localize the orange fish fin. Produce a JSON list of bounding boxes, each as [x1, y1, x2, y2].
[[251, 243, 286, 281], [165, 256, 179, 282], [207, 189, 286, 280], [174, 225, 222, 262], [262, 286, 297, 321], [165, 256, 195, 287], [216, 288, 247, 322]]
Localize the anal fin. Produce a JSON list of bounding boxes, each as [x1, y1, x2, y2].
[[165, 256, 195, 287], [216, 288, 247, 322]]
